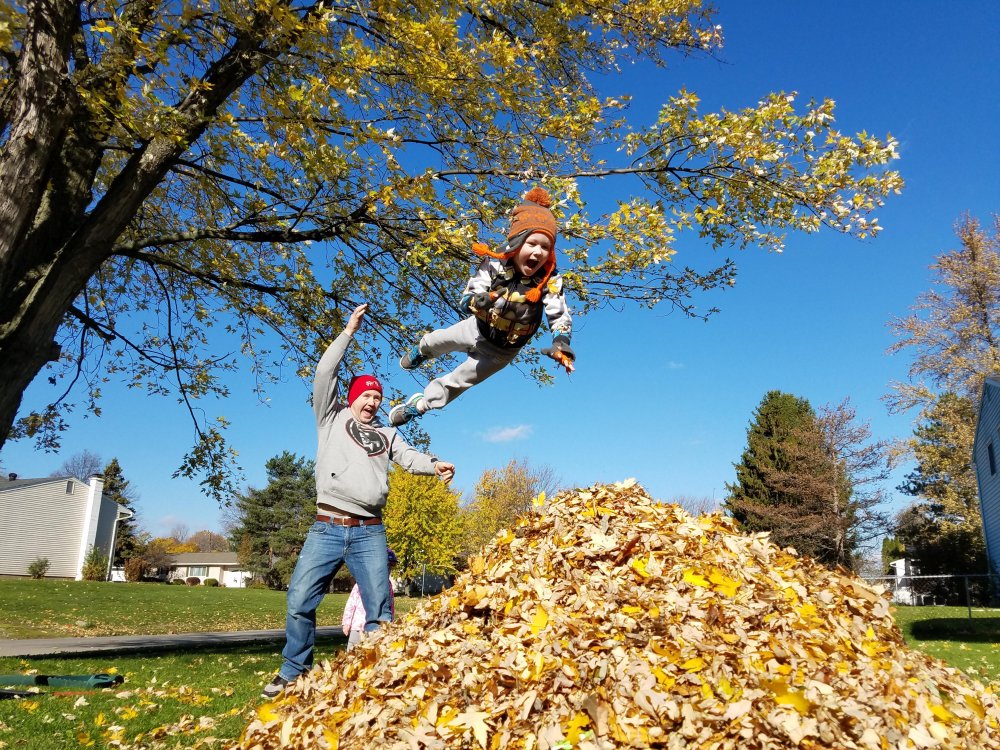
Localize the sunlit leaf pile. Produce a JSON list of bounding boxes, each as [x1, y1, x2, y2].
[[238, 480, 1000, 749]]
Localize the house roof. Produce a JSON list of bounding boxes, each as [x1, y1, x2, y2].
[[0, 476, 85, 493], [170, 552, 240, 565], [0, 478, 55, 491]]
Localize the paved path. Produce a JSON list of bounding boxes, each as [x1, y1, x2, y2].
[[0, 627, 345, 657]]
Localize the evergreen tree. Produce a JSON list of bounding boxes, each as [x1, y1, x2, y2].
[[881, 537, 906, 574], [383, 465, 463, 581], [103, 457, 142, 567], [725, 391, 818, 528], [725, 392, 889, 569], [229, 452, 316, 589], [895, 393, 987, 574]]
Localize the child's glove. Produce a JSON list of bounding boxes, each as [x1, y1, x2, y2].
[[543, 335, 575, 362], [542, 335, 575, 374], [469, 292, 493, 312]]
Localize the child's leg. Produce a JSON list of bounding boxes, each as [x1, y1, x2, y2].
[[422, 337, 519, 410], [418, 316, 479, 359]]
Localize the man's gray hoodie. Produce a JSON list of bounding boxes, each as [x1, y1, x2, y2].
[[313, 328, 438, 518]]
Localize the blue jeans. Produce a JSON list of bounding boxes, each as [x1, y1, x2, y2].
[[279, 520, 390, 681]]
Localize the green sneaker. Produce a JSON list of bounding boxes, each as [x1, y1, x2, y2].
[[399, 345, 427, 370], [389, 393, 425, 426]]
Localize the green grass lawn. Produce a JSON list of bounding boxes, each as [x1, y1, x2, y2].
[[890, 604, 1000, 685], [0, 580, 423, 749], [1, 582, 998, 749], [0, 579, 346, 639], [0, 640, 303, 749]]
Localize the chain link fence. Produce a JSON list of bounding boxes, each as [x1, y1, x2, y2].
[[862, 574, 1000, 616]]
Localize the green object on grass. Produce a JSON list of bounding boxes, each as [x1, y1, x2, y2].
[[0, 673, 123, 688]]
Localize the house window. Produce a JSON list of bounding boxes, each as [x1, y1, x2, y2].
[[189, 566, 209, 577], [66, 481, 73, 494], [989, 442, 997, 476]]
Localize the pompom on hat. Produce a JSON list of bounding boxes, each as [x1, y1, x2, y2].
[[473, 187, 558, 303], [347, 374, 382, 405], [507, 186, 558, 245]]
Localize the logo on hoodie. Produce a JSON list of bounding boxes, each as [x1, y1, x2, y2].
[[346, 419, 387, 457]]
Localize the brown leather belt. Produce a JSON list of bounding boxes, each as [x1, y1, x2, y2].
[[315, 514, 382, 527]]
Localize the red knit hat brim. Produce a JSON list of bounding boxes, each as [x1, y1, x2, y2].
[[348, 375, 382, 405]]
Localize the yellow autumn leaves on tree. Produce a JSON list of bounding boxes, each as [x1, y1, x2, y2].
[[2, 1, 902, 499], [236, 480, 999, 749]]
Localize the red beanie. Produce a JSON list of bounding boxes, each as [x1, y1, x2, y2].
[[347, 374, 382, 405]]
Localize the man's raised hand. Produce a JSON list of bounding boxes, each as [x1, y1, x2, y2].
[[345, 303, 368, 336]]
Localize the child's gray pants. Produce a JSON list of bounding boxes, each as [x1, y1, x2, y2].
[[418, 316, 520, 410]]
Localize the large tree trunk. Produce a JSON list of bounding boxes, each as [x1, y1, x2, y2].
[[0, 0, 76, 281], [0, 0, 81, 450]]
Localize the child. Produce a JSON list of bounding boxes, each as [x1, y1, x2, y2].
[[341, 548, 397, 651], [389, 187, 575, 427]]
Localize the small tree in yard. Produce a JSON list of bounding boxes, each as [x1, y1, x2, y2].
[[123, 556, 148, 582], [383, 465, 463, 582], [460, 459, 559, 559], [28, 557, 50, 579], [81, 546, 109, 581]]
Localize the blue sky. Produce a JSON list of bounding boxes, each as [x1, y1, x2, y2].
[[2, 1, 998, 540]]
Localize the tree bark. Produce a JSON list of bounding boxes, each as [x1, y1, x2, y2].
[[0, 0, 76, 277]]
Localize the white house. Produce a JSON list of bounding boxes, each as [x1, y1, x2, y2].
[[0, 474, 133, 580], [169, 552, 251, 588], [973, 376, 1000, 576]]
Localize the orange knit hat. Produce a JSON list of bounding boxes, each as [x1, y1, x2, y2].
[[472, 187, 558, 303]]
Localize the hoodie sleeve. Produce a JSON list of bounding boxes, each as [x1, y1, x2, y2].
[[388, 431, 439, 475], [313, 328, 353, 426], [459, 257, 498, 308], [542, 273, 573, 338]]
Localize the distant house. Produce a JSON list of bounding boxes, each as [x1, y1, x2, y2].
[[973, 376, 1000, 575], [169, 552, 251, 588], [887, 558, 923, 605], [0, 474, 133, 580]]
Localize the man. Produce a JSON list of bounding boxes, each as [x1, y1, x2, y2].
[[262, 303, 455, 699]]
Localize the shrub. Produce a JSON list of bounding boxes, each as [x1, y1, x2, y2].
[[170, 578, 187, 584], [202, 578, 219, 587], [27, 557, 50, 579], [123, 557, 148, 582], [81, 546, 109, 581], [186, 576, 201, 586]]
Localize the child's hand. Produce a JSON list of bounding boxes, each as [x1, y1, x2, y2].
[[470, 293, 492, 312], [345, 303, 368, 335]]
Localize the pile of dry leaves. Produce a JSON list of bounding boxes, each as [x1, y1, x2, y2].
[[237, 480, 1000, 749]]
